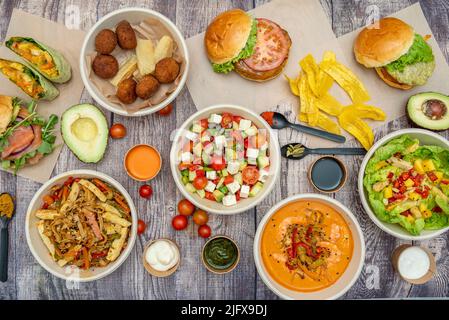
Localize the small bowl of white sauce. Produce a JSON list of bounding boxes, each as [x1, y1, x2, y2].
[[143, 239, 180, 277], [392, 244, 436, 284]]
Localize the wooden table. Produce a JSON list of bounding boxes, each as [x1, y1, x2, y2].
[[1, 0, 449, 300]]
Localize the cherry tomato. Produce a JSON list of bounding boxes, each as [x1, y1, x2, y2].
[[221, 113, 233, 128], [205, 191, 215, 201], [196, 170, 205, 178], [178, 199, 195, 216], [139, 184, 153, 198], [211, 156, 226, 171], [178, 163, 192, 171], [193, 176, 208, 190], [137, 219, 147, 235], [223, 176, 234, 185], [109, 123, 127, 139], [193, 210, 209, 226], [242, 166, 260, 185], [198, 224, 212, 238], [233, 115, 242, 123], [157, 103, 173, 116], [172, 215, 188, 230], [200, 119, 208, 129]]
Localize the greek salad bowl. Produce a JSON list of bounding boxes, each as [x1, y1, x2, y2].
[[359, 129, 449, 240], [170, 104, 281, 215], [25, 170, 137, 282]]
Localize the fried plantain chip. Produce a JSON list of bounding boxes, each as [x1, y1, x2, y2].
[[315, 93, 344, 116], [338, 109, 374, 150], [299, 112, 308, 123], [320, 59, 370, 103], [300, 54, 320, 96], [285, 74, 300, 96], [346, 104, 386, 121], [316, 112, 341, 135], [316, 51, 335, 96]]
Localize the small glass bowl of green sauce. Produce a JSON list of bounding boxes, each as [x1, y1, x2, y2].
[[202, 235, 240, 274], [308, 156, 347, 193]]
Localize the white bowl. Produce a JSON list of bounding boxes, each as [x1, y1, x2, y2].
[[170, 104, 281, 215], [80, 8, 189, 117], [359, 129, 449, 241], [25, 170, 137, 282], [254, 194, 365, 300]]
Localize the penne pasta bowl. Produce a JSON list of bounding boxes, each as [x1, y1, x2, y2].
[[80, 8, 189, 117], [25, 170, 137, 282]]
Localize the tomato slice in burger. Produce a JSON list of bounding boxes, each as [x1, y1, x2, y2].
[[243, 18, 290, 72], [242, 166, 260, 185]]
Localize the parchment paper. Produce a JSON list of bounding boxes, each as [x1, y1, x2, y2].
[[186, 1, 449, 148], [0, 9, 85, 183]]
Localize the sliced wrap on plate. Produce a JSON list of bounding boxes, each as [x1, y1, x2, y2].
[[0, 59, 59, 101], [6, 37, 72, 83], [0, 95, 58, 172]]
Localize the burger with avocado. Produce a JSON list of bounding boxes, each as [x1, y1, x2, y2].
[[204, 9, 291, 82], [354, 17, 435, 90], [0, 95, 58, 172]]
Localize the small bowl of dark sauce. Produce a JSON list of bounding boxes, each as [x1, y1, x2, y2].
[[308, 156, 347, 193], [202, 235, 240, 274]]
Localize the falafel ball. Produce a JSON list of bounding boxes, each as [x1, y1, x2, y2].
[[92, 54, 119, 79], [154, 57, 180, 84], [136, 75, 160, 99], [116, 20, 137, 50], [95, 29, 117, 54], [116, 78, 137, 104]]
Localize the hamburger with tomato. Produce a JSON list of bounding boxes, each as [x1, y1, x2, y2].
[[0, 95, 58, 172], [204, 9, 291, 82], [354, 17, 435, 90]]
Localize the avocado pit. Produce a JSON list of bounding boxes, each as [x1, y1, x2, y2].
[[422, 99, 447, 120]]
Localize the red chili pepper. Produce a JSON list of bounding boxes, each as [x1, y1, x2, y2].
[[441, 180, 449, 185], [399, 185, 407, 194], [433, 206, 443, 213], [91, 251, 108, 259], [400, 210, 411, 217], [41, 203, 49, 209], [298, 242, 313, 257], [64, 176, 74, 186], [427, 172, 438, 182], [422, 191, 429, 199], [394, 181, 400, 189], [260, 112, 274, 126], [387, 172, 394, 180], [402, 172, 410, 181]]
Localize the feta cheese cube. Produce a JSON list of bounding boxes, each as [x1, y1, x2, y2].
[[246, 148, 259, 159], [226, 181, 241, 194], [227, 161, 240, 175], [258, 168, 270, 183], [245, 126, 258, 136], [240, 185, 250, 198], [206, 170, 217, 180], [204, 142, 214, 155], [205, 181, 216, 193], [247, 157, 257, 165], [185, 130, 198, 141], [239, 119, 252, 131], [214, 135, 226, 147], [181, 152, 193, 163], [209, 114, 222, 124], [192, 122, 203, 133], [222, 194, 237, 206]]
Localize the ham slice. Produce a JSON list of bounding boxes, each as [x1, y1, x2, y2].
[[1, 108, 43, 160], [83, 209, 103, 240]]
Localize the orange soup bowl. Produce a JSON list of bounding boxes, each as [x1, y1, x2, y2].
[[124, 144, 162, 181], [253, 194, 365, 300]]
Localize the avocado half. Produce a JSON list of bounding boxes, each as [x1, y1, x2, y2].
[[61, 104, 108, 163], [406, 92, 449, 131]]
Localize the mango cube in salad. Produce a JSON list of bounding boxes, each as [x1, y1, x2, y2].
[[422, 159, 436, 172]]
